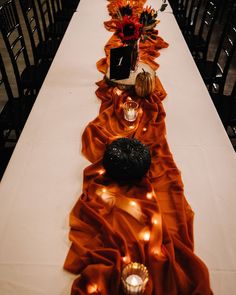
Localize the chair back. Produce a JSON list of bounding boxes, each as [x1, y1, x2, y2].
[[186, 0, 202, 34], [35, 0, 54, 40], [172, 0, 189, 17], [0, 53, 20, 146], [19, 0, 44, 64], [197, 0, 219, 53], [0, 54, 14, 103], [228, 83, 236, 123], [213, 16, 236, 94], [50, 0, 62, 17], [0, 0, 30, 97]]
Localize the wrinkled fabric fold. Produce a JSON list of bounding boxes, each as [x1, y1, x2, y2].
[[64, 1, 212, 294]]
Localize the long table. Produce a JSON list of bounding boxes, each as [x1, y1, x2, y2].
[[0, 0, 236, 294]]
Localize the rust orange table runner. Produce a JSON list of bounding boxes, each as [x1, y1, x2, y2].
[[64, 1, 212, 294]]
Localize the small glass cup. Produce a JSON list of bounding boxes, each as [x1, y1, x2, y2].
[[123, 100, 139, 122], [121, 262, 149, 295]]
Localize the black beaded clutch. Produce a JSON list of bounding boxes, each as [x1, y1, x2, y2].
[[103, 138, 151, 181]]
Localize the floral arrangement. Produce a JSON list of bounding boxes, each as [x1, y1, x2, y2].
[[115, 0, 168, 44]]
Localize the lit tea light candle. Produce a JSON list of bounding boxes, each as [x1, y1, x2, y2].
[[123, 100, 139, 122], [126, 274, 143, 289], [121, 262, 149, 295]]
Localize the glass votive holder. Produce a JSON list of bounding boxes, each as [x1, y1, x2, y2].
[[123, 100, 139, 122], [121, 262, 149, 295]]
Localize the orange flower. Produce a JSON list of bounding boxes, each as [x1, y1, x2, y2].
[[117, 16, 143, 43]]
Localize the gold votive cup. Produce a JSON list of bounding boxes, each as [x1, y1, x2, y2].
[[121, 262, 149, 295]]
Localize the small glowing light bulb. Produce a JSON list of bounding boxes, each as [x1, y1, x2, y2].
[[153, 219, 158, 225], [146, 192, 152, 199], [130, 201, 137, 207], [143, 231, 150, 242], [153, 248, 160, 256], [87, 283, 98, 294], [152, 214, 159, 225], [116, 89, 122, 96], [122, 256, 130, 263], [143, 127, 147, 132]]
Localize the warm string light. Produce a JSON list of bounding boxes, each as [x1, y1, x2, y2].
[[152, 247, 161, 256], [128, 200, 143, 221], [151, 214, 159, 225], [143, 127, 147, 132], [113, 87, 123, 98], [122, 255, 131, 264], [98, 169, 105, 175], [139, 228, 151, 242], [143, 230, 150, 242], [130, 200, 137, 207], [96, 187, 116, 207], [146, 192, 153, 200], [116, 88, 123, 96], [87, 283, 99, 294]]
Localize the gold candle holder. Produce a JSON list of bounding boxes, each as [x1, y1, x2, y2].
[[121, 262, 149, 295]]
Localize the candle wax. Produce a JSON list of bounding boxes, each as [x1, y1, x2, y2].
[[127, 109, 135, 118]]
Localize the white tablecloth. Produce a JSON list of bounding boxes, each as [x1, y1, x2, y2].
[[0, 0, 235, 294]]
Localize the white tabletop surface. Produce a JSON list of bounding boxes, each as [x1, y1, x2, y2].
[[0, 0, 236, 294]]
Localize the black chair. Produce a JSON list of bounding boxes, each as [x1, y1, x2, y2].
[[0, 53, 33, 179], [0, 54, 20, 143], [211, 82, 236, 129], [196, 16, 236, 95], [35, 0, 68, 41], [212, 82, 236, 151], [50, 0, 74, 23], [61, 0, 80, 10], [186, 0, 219, 60], [0, 0, 50, 96], [0, 52, 35, 136], [19, 0, 60, 64], [217, 0, 236, 24], [169, 0, 188, 18], [179, 0, 203, 39]]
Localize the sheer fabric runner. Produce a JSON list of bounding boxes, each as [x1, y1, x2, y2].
[[64, 1, 212, 294]]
